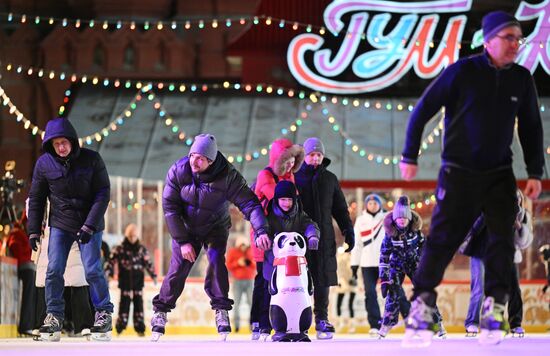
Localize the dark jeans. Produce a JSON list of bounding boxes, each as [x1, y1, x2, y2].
[[18, 267, 37, 334], [250, 262, 271, 330], [508, 264, 523, 328], [46, 228, 113, 318], [413, 166, 517, 305], [336, 292, 355, 318], [153, 237, 233, 312], [361, 266, 381, 328], [313, 286, 330, 322], [116, 289, 145, 333]]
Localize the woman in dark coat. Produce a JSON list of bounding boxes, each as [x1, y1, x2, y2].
[[294, 137, 354, 339]]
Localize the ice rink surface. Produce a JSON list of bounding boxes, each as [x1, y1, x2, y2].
[[1, 333, 549, 356]]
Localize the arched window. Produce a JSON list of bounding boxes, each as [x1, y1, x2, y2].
[[123, 43, 136, 70], [93, 43, 105, 69], [61, 41, 74, 70], [155, 41, 166, 71]]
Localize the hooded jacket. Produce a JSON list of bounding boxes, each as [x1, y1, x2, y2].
[[163, 152, 268, 244], [251, 138, 304, 261], [106, 237, 156, 290], [27, 118, 110, 235], [294, 158, 354, 287]]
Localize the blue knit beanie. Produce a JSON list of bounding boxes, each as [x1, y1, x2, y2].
[[303, 137, 325, 155], [189, 134, 218, 161], [364, 193, 383, 208], [482, 11, 520, 42]]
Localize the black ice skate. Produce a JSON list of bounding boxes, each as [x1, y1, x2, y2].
[[39, 313, 63, 342], [90, 310, 112, 341], [465, 324, 479, 337], [511, 326, 525, 338], [151, 311, 167, 342], [215, 309, 231, 341], [478, 297, 509, 345], [402, 296, 439, 348], [315, 320, 335, 340]]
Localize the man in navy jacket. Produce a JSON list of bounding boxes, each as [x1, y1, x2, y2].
[[400, 11, 544, 341], [27, 117, 113, 341]]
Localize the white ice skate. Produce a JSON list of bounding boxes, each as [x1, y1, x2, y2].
[[511, 326, 525, 338], [401, 296, 437, 348], [90, 311, 112, 341], [478, 297, 508, 346], [465, 324, 478, 337], [259, 329, 271, 342], [151, 311, 167, 342], [39, 313, 63, 342], [369, 328, 379, 338], [215, 309, 231, 341], [81, 328, 92, 341], [436, 323, 447, 339]]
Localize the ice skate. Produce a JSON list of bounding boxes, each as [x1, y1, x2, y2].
[[401, 296, 438, 348], [378, 325, 391, 339], [259, 328, 271, 341], [511, 326, 525, 338], [31, 329, 41, 341], [215, 309, 231, 341], [315, 320, 335, 340], [436, 323, 447, 339], [90, 310, 112, 341], [348, 319, 357, 333], [150, 311, 167, 342], [251, 322, 260, 340], [465, 324, 478, 337], [81, 328, 92, 341], [39, 313, 63, 342], [369, 327, 379, 338], [478, 297, 509, 346]]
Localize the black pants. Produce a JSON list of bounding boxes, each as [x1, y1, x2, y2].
[[361, 266, 382, 328], [116, 289, 145, 333], [35, 286, 93, 333], [508, 264, 523, 328], [18, 268, 37, 334], [336, 292, 355, 318], [313, 286, 330, 322], [413, 166, 517, 305], [250, 262, 271, 330]]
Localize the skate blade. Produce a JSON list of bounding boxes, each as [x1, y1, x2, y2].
[[401, 329, 433, 348], [219, 332, 229, 341], [39, 332, 61, 342], [479, 329, 506, 345], [260, 333, 270, 342], [512, 332, 525, 338], [251, 333, 260, 341], [466, 332, 478, 338], [151, 332, 163, 342], [316, 331, 334, 340], [91, 331, 112, 341]]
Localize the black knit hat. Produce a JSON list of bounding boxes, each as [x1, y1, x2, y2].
[[482, 11, 520, 42], [274, 181, 297, 201]]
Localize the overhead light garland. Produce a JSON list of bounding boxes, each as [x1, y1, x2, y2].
[[2, 12, 548, 49]]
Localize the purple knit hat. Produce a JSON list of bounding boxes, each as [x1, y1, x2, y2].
[[482, 11, 520, 42]]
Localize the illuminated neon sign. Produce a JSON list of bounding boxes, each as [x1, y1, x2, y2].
[[287, 0, 550, 94]]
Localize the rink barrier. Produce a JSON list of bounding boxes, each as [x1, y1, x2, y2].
[[0, 256, 18, 338]]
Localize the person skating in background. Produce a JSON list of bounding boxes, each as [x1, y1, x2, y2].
[[151, 133, 269, 341], [399, 10, 544, 346], [6, 211, 36, 336], [106, 223, 157, 336], [378, 196, 445, 339], [27, 117, 113, 342], [294, 137, 355, 339], [262, 180, 319, 342], [250, 138, 304, 340], [335, 247, 357, 333], [350, 193, 386, 336], [226, 235, 256, 333], [461, 189, 533, 337], [540, 244, 550, 312]]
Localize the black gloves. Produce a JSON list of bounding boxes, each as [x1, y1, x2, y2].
[[381, 283, 389, 298], [344, 231, 355, 252], [77, 225, 94, 244], [29, 234, 41, 251]]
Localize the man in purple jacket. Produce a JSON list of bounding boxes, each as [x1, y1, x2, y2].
[[27, 118, 113, 342], [150, 133, 269, 341]]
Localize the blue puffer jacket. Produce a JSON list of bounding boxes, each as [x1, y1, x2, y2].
[[162, 152, 268, 244], [27, 118, 110, 235]]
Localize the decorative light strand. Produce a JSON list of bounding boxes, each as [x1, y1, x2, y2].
[[2, 12, 549, 48], [0, 84, 44, 138]]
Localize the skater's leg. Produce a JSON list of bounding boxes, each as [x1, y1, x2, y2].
[[152, 239, 198, 312], [132, 290, 146, 335], [18, 268, 36, 335], [313, 286, 330, 322], [465, 257, 484, 329], [362, 267, 381, 328], [80, 231, 114, 314], [412, 167, 482, 305], [397, 285, 411, 318], [70, 286, 93, 334], [232, 280, 245, 332], [336, 293, 344, 318], [116, 289, 131, 334], [508, 264, 523, 330], [204, 237, 233, 311], [45, 228, 73, 319]]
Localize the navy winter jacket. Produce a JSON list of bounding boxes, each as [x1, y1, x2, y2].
[[402, 52, 544, 179], [27, 118, 110, 235], [162, 152, 268, 244]]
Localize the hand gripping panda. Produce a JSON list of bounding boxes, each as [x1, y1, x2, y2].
[[269, 232, 314, 342]]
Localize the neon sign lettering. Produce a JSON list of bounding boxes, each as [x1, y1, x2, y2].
[[287, 0, 550, 94]]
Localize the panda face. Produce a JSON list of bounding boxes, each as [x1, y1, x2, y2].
[[273, 232, 307, 258]]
